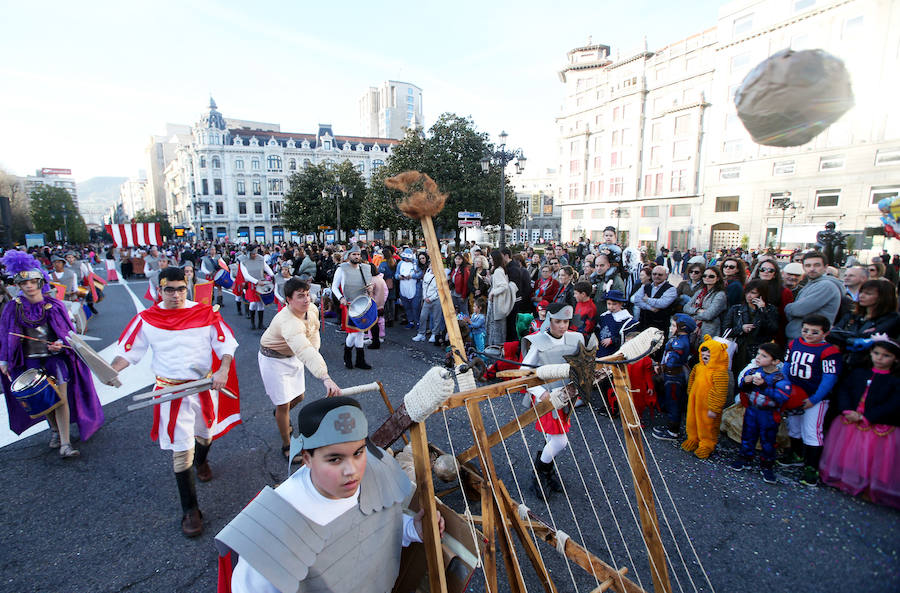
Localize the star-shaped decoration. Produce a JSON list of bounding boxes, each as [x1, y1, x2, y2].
[[563, 342, 598, 402]]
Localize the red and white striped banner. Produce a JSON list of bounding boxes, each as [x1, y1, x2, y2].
[[105, 223, 163, 247]]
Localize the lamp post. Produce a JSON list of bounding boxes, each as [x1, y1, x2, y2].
[[520, 202, 532, 245], [481, 130, 526, 249], [775, 193, 800, 251], [60, 205, 69, 243], [321, 184, 348, 243], [611, 207, 623, 245]]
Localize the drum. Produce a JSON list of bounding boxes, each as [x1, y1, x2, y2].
[[348, 296, 378, 331], [11, 368, 63, 419], [214, 269, 234, 289], [257, 280, 275, 305], [76, 286, 89, 298]]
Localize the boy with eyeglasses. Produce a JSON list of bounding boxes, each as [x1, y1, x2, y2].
[[111, 266, 240, 537]]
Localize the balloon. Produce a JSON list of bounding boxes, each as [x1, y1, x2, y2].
[[735, 49, 854, 147]]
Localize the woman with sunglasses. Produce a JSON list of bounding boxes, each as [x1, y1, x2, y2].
[[751, 259, 794, 346], [676, 263, 705, 307], [683, 266, 728, 339], [720, 256, 746, 307]]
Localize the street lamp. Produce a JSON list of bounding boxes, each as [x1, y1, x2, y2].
[[481, 130, 526, 249], [610, 207, 624, 244], [775, 192, 801, 251], [321, 184, 349, 243]]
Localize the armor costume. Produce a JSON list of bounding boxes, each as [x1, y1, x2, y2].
[[240, 252, 275, 329], [656, 318, 694, 438], [331, 246, 374, 370]]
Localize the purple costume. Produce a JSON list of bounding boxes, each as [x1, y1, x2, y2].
[[0, 296, 104, 439]]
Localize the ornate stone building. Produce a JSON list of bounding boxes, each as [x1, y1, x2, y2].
[[164, 99, 398, 242]]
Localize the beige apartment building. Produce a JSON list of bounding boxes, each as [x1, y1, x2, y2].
[[558, 0, 900, 254]]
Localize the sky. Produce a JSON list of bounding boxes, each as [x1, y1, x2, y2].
[[0, 0, 725, 184]]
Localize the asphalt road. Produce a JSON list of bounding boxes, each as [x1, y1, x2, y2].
[[0, 277, 897, 593]]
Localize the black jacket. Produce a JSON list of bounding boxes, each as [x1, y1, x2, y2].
[[834, 367, 900, 426]]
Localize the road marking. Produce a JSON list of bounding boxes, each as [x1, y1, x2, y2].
[[1, 278, 156, 449]]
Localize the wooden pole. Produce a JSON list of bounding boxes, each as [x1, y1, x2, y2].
[[480, 481, 498, 593], [496, 480, 557, 593], [377, 381, 409, 445], [419, 215, 468, 371], [610, 365, 671, 593], [409, 421, 448, 593]]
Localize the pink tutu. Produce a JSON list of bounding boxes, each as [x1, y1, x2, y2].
[[820, 415, 900, 510]]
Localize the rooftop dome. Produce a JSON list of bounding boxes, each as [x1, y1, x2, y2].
[[200, 96, 226, 130]]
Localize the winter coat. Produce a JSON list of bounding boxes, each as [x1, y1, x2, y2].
[[683, 288, 727, 338]]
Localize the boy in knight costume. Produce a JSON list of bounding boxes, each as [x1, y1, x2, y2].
[[652, 313, 695, 442], [331, 244, 374, 370], [239, 246, 275, 330], [521, 302, 584, 494], [111, 266, 240, 537], [200, 245, 225, 307], [217, 397, 442, 593], [0, 251, 104, 458]]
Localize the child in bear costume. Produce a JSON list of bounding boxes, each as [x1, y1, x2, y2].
[[681, 335, 731, 459]]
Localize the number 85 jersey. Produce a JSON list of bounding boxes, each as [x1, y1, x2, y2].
[[784, 338, 843, 406]]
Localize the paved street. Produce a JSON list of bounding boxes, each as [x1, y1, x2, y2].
[[1, 277, 898, 593]]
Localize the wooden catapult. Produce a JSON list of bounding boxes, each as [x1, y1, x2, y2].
[[367, 172, 677, 593]]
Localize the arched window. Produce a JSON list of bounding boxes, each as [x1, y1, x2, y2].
[[235, 158, 244, 170], [211, 156, 220, 169], [199, 156, 207, 168], [267, 155, 282, 170], [303, 159, 312, 169], [372, 159, 384, 172], [323, 159, 335, 170], [289, 159, 296, 171]]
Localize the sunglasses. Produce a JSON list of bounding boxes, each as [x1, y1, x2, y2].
[[689, 269, 702, 274], [702, 274, 717, 279], [869, 268, 878, 272], [723, 264, 737, 269], [759, 267, 777, 273]]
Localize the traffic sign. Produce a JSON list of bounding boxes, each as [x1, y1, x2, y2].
[[458, 219, 481, 227], [458, 211, 482, 219]]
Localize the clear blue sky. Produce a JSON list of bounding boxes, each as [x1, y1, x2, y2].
[[0, 0, 724, 182]]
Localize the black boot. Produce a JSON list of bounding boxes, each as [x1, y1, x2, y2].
[[216, 295, 223, 307], [355, 347, 372, 370], [195, 441, 212, 482], [344, 346, 354, 369], [250, 311, 257, 330], [236, 301, 242, 315], [257, 310, 265, 330], [369, 329, 381, 350], [89, 303, 99, 315], [175, 469, 203, 537], [532, 452, 562, 495]]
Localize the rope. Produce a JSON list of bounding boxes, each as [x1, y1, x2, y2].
[[517, 503, 530, 521], [555, 530, 570, 555]]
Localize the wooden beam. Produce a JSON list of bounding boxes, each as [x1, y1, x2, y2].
[[420, 215, 468, 369], [497, 480, 558, 593], [480, 482, 498, 593], [442, 376, 546, 409], [371, 403, 412, 449], [377, 381, 409, 445], [409, 422, 448, 593], [457, 399, 555, 463], [466, 400, 527, 593], [611, 365, 671, 593]]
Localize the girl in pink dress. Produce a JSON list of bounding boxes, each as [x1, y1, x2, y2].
[[819, 338, 900, 509]]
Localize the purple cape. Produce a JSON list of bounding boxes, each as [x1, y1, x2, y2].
[[0, 297, 105, 439]]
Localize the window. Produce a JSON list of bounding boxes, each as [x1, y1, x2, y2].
[[211, 156, 220, 169], [733, 14, 753, 36], [715, 196, 740, 212], [670, 169, 687, 192], [719, 166, 741, 180], [199, 156, 207, 168], [236, 180, 245, 195], [816, 189, 840, 208], [670, 204, 691, 217], [252, 158, 260, 170], [674, 115, 691, 137], [871, 186, 900, 206], [643, 175, 654, 196], [819, 155, 845, 171], [794, 0, 815, 12], [568, 183, 579, 200], [252, 180, 261, 195], [268, 178, 283, 194], [770, 192, 790, 208], [610, 177, 624, 196], [213, 179, 222, 195], [235, 158, 244, 170], [730, 52, 752, 72], [610, 152, 622, 167], [254, 202, 263, 214], [591, 208, 605, 219], [201, 179, 209, 195], [270, 201, 283, 216], [569, 160, 580, 173], [356, 163, 365, 173], [650, 146, 661, 167], [612, 106, 621, 121], [303, 159, 312, 169], [593, 156, 602, 169], [570, 209, 584, 220], [773, 160, 795, 175], [723, 140, 743, 154], [642, 206, 659, 217], [651, 123, 662, 142], [673, 140, 690, 160], [238, 202, 247, 215], [215, 202, 224, 215], [875, 148, 900, 166], [267, 155, 282, 170], [843, 15, 864, 38], [323, 140, 332, 151], [654, 173, 663, 195], [372, 159, 384, 172], [289, 159, 296, 171]]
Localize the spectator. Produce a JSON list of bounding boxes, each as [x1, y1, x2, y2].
[[594, 290, 632, 357], [872, 256, 897, 284], [527, 253, 541, 284], [378, 246, 397, 326], [867, 261, 886, 281], [579, 260, 595, 284], [554, 265, 576, 308], [751, 260, 794, 345], [842, 265, 868, 301], [632, 265, 678, 338], [683, 266, 728, 340], [449, 253, 471, 315], [819, 338, 900, 509], [834, 279, 900, 368], [723, 279, 779, 376], [592, 252, 625, 315], [412, 263, 443, 343], [469, 254, 491, 306], [721, 256, 747, 307], [554, 245, 569, 266], [548, 256, 561, 280], [572, 282, 597, 338], [784, 252, 843, 341], [487, 251, 513, 346], [396, 248, 419, 330], [502, 247, 533, 322], [676, 263, 705, 306], [533, 264, 560, 307], [782, 262, 803, 297]]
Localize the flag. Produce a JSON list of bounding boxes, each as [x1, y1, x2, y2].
[[194, 281, 214, 307], [50, 282, 66, 300], [105, 223, 163, 247]]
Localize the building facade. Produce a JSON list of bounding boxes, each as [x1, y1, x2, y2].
[[510, 168, 561, 243], [145, 124, 191, 215], [557, 0, 900, 253], [119, 173, 149, 221], [25, 168, 78, 208], [164, 98, 398, 243], [359, 81, 423, 140]]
